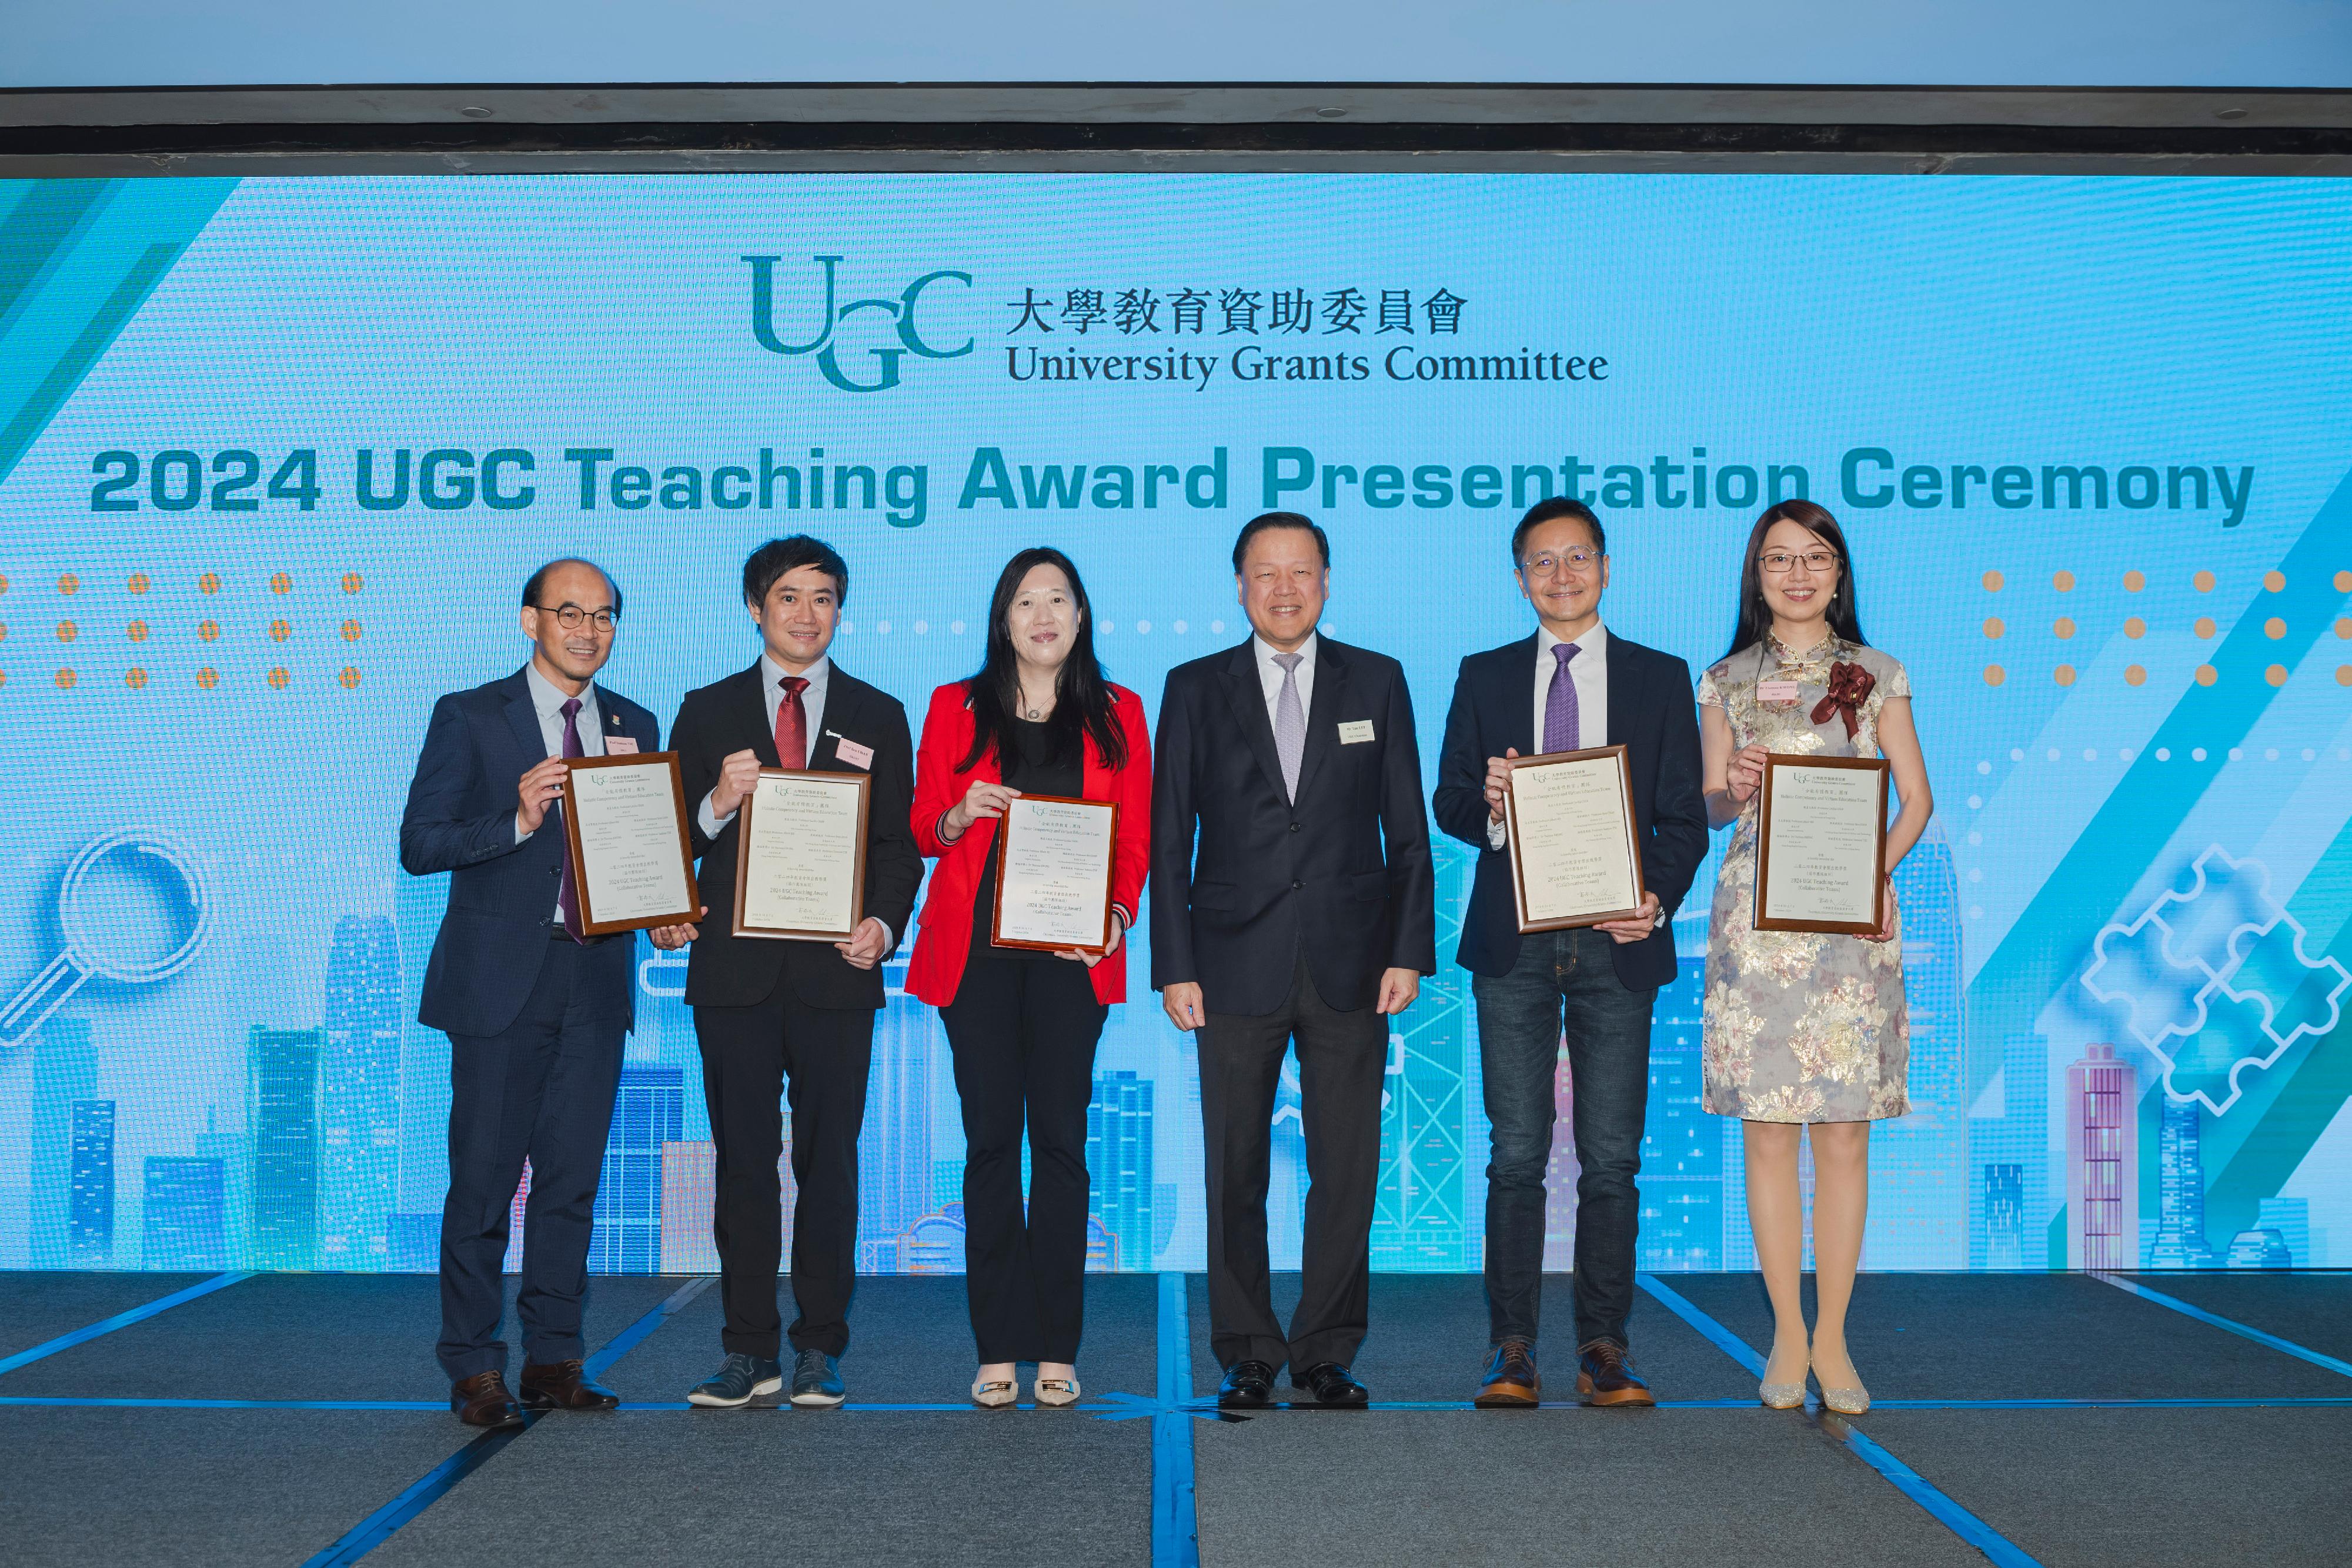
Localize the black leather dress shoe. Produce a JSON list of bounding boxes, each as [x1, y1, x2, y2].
[[519, 1358, 619, 1411], [450, 1370, 526, 1429], [1293, 1361, 1370, 1406], [1217, 1360, 1277, 1407], [1474, 1338, 1541, 1407], [1575, 1339, 1655, 1407]]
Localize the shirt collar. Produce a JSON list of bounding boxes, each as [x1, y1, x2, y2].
[[525, 661, 595, 719], [1538, 620, 1607, 660], [1252, 630, 1318, 671], [760, 650, 830, 695]]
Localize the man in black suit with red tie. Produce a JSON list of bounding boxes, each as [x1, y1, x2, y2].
[[665, 536, 921, 1410], [1434, 498, 1706, 1409], [1152, 511, 1436, 1408]]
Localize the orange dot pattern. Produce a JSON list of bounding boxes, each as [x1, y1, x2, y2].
[[2123, 570, 2146, 592], [2054, 665, 2077, 686], [1983, 618, 2004, 639], [2053, 617, 2076, 640], [0, 567, 368, 696], [1984, 665, 2006, 686], [2126, 665, 2147, 686], [57, 574, 78, 596]]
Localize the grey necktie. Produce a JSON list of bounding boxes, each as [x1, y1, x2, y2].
[[1272, 651, 1306, 801]]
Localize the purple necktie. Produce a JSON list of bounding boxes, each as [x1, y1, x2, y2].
[[1543, 642, 1582, 753], [555, 696, 587, 943]]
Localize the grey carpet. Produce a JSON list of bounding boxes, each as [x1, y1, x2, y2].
[[1862, 1406, 2352, 1567], [2121, 1272, 2352, 1369], [369, 1409, 1154, 1567], [1193, 1407, 1987, 1568], [0, 1272, 684, 1399], [1188, 1273, 1759, 1401], [0, 1407, 468, 1567], [1663, 1272, 2352, 1399], [601, 1273, 1160, 1405], [0, 1273, 212, 1364]]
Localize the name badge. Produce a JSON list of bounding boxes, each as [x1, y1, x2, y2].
[[1756, 681, 1802, 705], [833, 737, 876, 769], [604, 736, 640, 754], [1338, 720, 1376, 745]]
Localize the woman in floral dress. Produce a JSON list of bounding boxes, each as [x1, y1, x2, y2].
[[1698, 500, 1933, 1416]]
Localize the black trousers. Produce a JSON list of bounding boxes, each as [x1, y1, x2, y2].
[[940, 952, 1108, 1364], [437, 938, 628, 1380], [1197, 947, 1387, 1373], [692, 979, 875, 1359]]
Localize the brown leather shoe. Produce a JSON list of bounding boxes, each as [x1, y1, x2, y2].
[[450, 1369, 527, 1429], [1474, 1337, 1541, 1407], [1574, 1339, 1655, 1407], [520, 1358, 620, 1412]]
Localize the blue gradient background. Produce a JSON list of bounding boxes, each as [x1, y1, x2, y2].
[[1, 173, 2348, 1277]]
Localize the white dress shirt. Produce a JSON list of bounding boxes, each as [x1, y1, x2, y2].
[[516, 662, 605, 914], [696, 652, 887, 942], [1489, 620, 1611, 850], [1251, 630, 1318, 727]]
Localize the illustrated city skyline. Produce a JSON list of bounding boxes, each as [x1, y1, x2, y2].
[[16, 824, 2322, 1276]]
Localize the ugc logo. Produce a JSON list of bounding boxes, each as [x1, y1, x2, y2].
[[743, 254, 974, 393]]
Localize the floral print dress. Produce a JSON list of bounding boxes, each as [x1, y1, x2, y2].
[[1698, 634, 1910, 1124]]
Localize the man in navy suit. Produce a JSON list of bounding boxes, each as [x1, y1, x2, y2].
[[1434, 499, 1706, 1409], [400, 557, 674, 1429], [1153, 512, 1436, 1408]]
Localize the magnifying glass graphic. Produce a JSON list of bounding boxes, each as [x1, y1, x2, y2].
[[0, 828, 211, 1050]]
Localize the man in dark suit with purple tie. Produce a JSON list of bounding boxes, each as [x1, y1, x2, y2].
[[1434, 499, 1707, 1410], [400, 558, 667, 1429]]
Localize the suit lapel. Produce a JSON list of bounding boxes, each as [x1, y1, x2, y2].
[[1496, 636, 1539, 756], [810, 668, 861, 771], [731, 660, 783, 768], [1217, 641, 1288, 804], [501, 668, 546, 761], [1291, 637, 1347, 803], [1605, 636, 1634, 748]]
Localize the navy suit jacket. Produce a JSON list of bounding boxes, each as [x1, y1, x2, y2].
[[670, 658, 921, 1012], [1151, 636, 1436, 1017], [1433, 631, 1707, 991], [399, 666, 660, 1037]]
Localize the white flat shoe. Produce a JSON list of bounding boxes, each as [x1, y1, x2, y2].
[[971, 1375, 1018, 1410], [1033, 1375, 1081, 1407]]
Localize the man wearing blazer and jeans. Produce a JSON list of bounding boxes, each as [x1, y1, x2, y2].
[[1434, 497, 1708, 1409], [666, 536, 922, 1410], [1153, 511, 1436, 1408]]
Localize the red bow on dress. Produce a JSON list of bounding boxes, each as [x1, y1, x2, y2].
[[1811, 661, 1875, 738]]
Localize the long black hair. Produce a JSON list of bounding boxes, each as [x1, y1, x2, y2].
[[959, 547, 1128, 773], [1719, 499, 1869, 663]]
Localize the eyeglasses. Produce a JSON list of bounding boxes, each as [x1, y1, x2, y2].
[[1758, 551, 1838, 575], [538, 603, 620, 631], [1519, 549, 1601, 576]]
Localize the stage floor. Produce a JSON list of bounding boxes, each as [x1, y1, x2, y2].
[[2, 1269, 2347, 1566]]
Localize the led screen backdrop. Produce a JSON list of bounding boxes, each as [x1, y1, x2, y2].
[[1, 173, 2347, 1278]]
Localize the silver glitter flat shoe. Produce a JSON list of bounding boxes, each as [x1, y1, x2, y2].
[[1819, 1380, 1870, 1415], [1759, 1378, 1806, 1409]]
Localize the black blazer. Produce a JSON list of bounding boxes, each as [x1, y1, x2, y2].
[[671, 659, 921, 1011], [1433, 631, 1708, 991], [1151, 636, 1436, 1017], [399, 667, 660, 1037]]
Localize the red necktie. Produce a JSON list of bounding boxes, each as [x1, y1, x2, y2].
[[774, 675, 810, 770], [556, 696, 587, 942]]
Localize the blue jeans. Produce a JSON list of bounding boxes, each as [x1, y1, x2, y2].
[[1474, 925, 1655, 1348]]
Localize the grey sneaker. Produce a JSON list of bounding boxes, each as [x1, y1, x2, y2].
[[687, 1352, 783, 1407], [790, 1348, 846, 1407]]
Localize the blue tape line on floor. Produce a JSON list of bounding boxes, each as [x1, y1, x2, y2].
[[0, 1272, 248, 1377], [1153, 1273, 1201, 1568], [2094, 1273, 2352, 1380], [1635, 1273, 2048, 1567]]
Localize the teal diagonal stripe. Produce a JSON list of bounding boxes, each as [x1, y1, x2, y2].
[[1962, 466, 2352, 1084], [0, 177, 238, 491]]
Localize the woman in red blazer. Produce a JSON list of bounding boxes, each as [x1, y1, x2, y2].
[[909, 546, 1151, 1410]]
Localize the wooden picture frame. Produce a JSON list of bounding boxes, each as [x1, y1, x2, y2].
[[1501, 744, 1649, 933], [1752, 753, 1891, 935], [557, 752, 701, 937], [731, 767, 871, 941], [989, 793, 1120, 954]]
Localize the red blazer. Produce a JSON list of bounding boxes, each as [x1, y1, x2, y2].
[[908, 680, 1152, 1007]]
